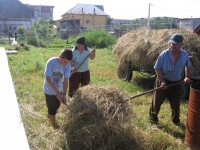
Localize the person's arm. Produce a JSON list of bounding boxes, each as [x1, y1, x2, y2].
[[62, 78, 69, 104], [46, 76, 63, 102], [89, 48, 96, 60], [70, 58, 77, 73], [155, 69, 167, 89], [184, 66, 191, 84]]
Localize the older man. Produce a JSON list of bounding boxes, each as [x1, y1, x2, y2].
[[149, 33, 191, 127]]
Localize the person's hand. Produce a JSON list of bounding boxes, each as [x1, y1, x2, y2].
[[71, 67, 77, 74], [160, 81, 167, 90], [56, 93, 64, 103], [184, 77, 190, 84], [62, 94, 66, 104], [91, 48, 96, 55]]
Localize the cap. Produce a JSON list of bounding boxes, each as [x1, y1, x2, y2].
[[168, 33, 183, 44]]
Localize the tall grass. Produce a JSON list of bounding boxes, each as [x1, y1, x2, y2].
[[7, 47, 190, 150]]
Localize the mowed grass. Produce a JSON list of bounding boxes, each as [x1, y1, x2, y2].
[[7, 47, 190, 150]]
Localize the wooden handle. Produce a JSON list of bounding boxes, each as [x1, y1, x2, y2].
[[122, 81, 183, 103]]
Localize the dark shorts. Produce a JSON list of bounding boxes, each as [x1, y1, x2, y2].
[[45, 94, 60, 115]]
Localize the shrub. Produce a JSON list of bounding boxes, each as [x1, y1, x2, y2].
[[78, 30, 116, 48], [20, 42, 25, 46], [27, 36, 45, 47], [24, 45, 30, 51], [17, 26, 27, 37]]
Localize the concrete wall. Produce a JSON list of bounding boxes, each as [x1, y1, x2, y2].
[[0, 47, 30, 150]]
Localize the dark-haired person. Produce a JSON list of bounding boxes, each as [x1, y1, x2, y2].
[[43, 49, 73, 129], [69, 37, 96, 97], [149, 33, 191, 128]]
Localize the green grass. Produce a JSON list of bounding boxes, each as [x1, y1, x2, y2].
[[6, 46, 190, 150]]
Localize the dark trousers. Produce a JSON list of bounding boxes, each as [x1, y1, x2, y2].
[[149, 78, 181, 124], [69, 70, 90, 97], [45, 94, 60, 115]]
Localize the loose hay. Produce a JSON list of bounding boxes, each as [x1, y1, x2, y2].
[[113, 28, 200, 77], [65, 85, 146, 150]]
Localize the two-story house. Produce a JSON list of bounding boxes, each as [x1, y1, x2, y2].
[[55, 3, 108, 30]]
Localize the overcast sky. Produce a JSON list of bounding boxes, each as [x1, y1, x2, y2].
[[19, 0, 200, 20]]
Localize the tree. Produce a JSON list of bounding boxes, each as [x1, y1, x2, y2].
[[107, 15, 113, 25], [150, 17, 178, 29], [131, 17, 178, 29], [30, 18, 53, 41], [132, 18, 147, 29], [17, 26, 27, 37]]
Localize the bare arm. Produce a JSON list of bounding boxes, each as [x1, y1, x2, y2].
[[70, 58, 77, 73], [62, 78, 69, 104], [155, 69, 167, 89], [184, 67, 191, 84], [62, 78, 68, 94], [89, 47, 96, 60]]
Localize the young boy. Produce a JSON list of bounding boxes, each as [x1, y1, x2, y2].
[[43, 49, 72, 129]]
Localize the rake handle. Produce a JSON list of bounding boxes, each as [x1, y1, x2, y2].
[[122, 81, 183, 103], [71, 46, 96, 74]]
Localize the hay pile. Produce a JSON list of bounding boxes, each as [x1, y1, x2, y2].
[[113, 28, 200, 75], [65, 85, 146, 150]]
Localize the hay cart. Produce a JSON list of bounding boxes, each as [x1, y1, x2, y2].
[[113, 28, 200, 100]]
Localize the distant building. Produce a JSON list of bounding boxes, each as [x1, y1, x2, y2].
[[111, 19, 132, 27], [55, 3, 108, 30], [0, 0, 34, 33], [25, 4, 54, 21], [180, 18, 200, 31], [95, 5, 104, 12]]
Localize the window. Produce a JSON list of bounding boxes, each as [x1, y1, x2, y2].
[[86, 20, 90, 24]]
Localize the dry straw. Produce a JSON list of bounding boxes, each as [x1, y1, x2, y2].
[[65, 85, 147, 150], [113, 28, 200, 76]]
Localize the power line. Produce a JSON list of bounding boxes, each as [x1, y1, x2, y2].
[[151, 4, 200, 18]]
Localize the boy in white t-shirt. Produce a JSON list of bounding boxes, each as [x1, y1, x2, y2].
[[43, 49, 72, 129]]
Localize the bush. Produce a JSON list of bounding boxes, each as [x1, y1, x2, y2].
[[27, 36, 45, 47], [17, 26, 27, 37], [20, 42, 25, 46], [24, 45, 30, 51], [78, 30, 116, 48]]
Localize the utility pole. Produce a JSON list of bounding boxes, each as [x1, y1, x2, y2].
[[147, 3, 151, 29]]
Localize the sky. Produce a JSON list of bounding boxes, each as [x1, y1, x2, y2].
[[19, 0, 200, 20]]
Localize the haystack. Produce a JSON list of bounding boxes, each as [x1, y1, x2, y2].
[[65, 85, 146, 150], [113, 28, 200, 76]]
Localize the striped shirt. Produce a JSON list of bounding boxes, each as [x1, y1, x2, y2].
[[154, 48, 191, 81]]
